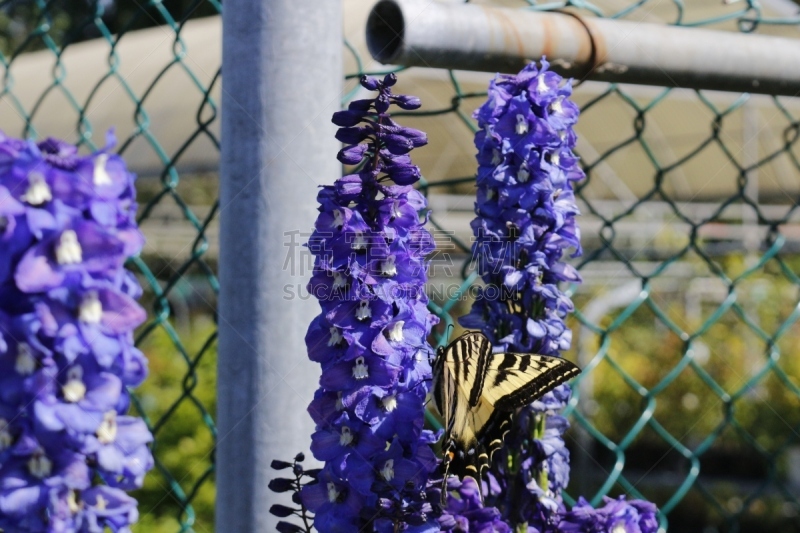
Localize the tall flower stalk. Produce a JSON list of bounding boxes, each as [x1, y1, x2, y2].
[[460, 59, 583, 529], [0, 132, 153, 532], [460, 60, 658, 532], [300, 74, 441, 532]]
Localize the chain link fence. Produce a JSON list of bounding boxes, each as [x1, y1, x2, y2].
[[2, 0, 800, 532], [349, 1, 800, 531], [0, 1, 221, 531]]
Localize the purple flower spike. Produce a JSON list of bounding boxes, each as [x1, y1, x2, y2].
[[301, 75, 443, 531], [0, 131, 152, 532], [462, 59, 659, 529]]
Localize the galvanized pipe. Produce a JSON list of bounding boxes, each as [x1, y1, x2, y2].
[[218, 0, 341, 530], [367, 0, 800, 96]]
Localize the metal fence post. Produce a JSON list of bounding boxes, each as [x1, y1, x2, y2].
[[218, 0, 342, 530], [367, 0, 800, 97]]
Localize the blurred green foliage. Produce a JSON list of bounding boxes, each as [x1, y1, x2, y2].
[[0, 0, 220, 56], [131, 315, 217, 533], [570, 253, 800, 532]]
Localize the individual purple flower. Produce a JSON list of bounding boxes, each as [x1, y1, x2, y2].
[[0, 442, 91, 529], [300, 74, 441, 531], [301, 469, 364, 532], [461, 59, 658, 530], [558, 496, 659, 533], [0, 131, 152, 532], [438, 477, 511, 533]]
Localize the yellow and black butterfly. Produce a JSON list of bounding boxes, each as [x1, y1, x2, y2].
[[432, 331, 580, 494]]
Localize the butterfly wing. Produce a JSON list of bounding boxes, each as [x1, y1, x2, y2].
[[482, 352, 581, 411], [433, 332, 498, 480], [433, 332, 581, 484], [433, 331, 490, 416]]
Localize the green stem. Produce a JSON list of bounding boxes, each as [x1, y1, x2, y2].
[[532, 414, 549, 493]]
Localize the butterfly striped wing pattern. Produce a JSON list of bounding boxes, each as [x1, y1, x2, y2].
[[433, 332, 581, 484]]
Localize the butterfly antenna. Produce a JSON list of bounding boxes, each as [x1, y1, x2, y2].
[[439, 441, 456, 505], [440, 463, 451, 505], [408, 378, 432, 397], [446, 323, 454, 340]]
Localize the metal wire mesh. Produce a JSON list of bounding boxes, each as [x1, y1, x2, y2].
[[2, 0, 800, 531], [0, 1, 221, 531], [345, 2, 800, 531]]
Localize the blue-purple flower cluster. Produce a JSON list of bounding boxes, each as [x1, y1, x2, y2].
[[0, 132, 152, 532], [461, 58, 582, 356], [460, 59, 659, 532], [558, 497, 658, 533], [300, 74, 441, 532], [459, 59, 583, 530], [438, 477, 511, 533]]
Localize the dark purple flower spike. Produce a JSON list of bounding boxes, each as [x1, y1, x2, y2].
[[299, 74, 442, 532]]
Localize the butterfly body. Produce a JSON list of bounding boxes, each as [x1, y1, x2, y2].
[[432, 331, 580, 491]]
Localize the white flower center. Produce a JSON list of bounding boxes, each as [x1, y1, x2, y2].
[[414, 350, 424, 362], [339, 426, 354, 446], [352, 357, 369, 380], [559, 130, 567, 141], [93, 154, 112, 186], [22, 171, 52, 206], [94, 495, 108, 511], [55, 230, 83, 265], [67, 490, 81, 514], [15, 343, 36, 375], [610, 523, 628, 533], [382, 395, 397, 412], [335, 392, 344, 411], [380, 459, 395, 481], [517, 166, 530, 183], [551, 152, 561, 167], [28, 449, 52, 478], [332, 271, 347, 290], [328, 326, 343, 347], [356, 300, 371, 321], [352, 231, 367, 250], [391, 200, 402, 220], [79, 291, 103, 324], [515, 114, 528, 135], [381, 255, 397, 277], [537, 75, 548, 93], [327, 482, 340, 503], [63, 366, 87, 403], [491, 149, 501, 165], [0, 419, 12, 450], [387, 321, 404, 342], [97, 410, 118, 444], [332, 209, 344, 229], [550, 97, 564, 114]]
